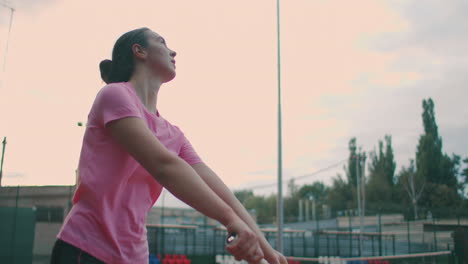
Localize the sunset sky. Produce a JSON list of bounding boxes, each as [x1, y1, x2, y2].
[[1, 0, 467, 208]]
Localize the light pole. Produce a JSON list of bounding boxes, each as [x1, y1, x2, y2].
[[355, 152, 366, 257], [275, 0, 284, 253], [355, 153, 363, 256], [0, 136, 6, 187]]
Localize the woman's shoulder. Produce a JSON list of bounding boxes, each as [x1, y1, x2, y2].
[[94, 82, 135, 103], [97, 82, 132, 96], [90, 82, 140, 115]]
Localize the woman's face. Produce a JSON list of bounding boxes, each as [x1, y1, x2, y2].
[[138, 30, 177, 83]]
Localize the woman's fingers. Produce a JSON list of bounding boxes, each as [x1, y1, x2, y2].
[[263, 248, 288, 264], [225, 230, 264, 263], [226, 239, 263, 262], [243, 242, 263, 262]]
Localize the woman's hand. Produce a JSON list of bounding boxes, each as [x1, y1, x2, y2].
[[225, 218, 264, 263], [258, 238, 288, 264]]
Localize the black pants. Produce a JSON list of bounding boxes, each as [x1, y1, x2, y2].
[[50, 239, 106, 264]]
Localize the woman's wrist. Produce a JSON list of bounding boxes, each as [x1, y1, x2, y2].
[[218, 206, 238, 227], [258, 234, 273, 250]]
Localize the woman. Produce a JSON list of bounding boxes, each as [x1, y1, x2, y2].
[[50, 27, 287, 264]]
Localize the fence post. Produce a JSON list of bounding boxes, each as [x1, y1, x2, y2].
[[378, 213, 382, 256], [203, 225, 207, 255], [433, 217, 437, 251], [349, 211, 352, 256], [10, 186, 19, 264], [315, 213, 320, 257], [161, 226, 165, 256], [212, 228, 217, 256], [184, 228, 188, 254], [291, 232, 294, 257], [336, 233, 340, 256], [192, 228, 196, 255], [302, 231, 306, 257], [407, 219, 411, 254]]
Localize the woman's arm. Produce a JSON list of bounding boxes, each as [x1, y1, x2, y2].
[[191, 162, 288, 264], [106, 117, 263, 263]]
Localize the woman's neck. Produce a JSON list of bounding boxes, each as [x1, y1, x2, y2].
[[129, 71, 163, 115]]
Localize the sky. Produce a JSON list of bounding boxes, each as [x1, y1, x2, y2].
[[1, 0, 467, 208]]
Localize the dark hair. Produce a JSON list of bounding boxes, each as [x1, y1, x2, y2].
[[99, 27, 151, 84]]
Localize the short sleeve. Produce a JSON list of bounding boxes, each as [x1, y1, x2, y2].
[[92, 84, 142, 127], [179, 135, 203, 165]]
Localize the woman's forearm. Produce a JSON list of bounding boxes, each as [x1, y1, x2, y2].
[[191, 164, 289, 263], [156, 158, 237, 226], [192, 163, 267, 238], [106, 117, 237, 227]]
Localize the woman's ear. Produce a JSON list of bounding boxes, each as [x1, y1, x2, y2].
[[132, 43, 147, 60]]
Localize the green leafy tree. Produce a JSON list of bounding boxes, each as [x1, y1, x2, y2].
[[243, 194, 277, 224], [366, 135, 396, 209], [425, 183, 462, 209], [234, 189, 254, 205], [416, 98, 443, 184], [287, 179, 299, 197], [345, 138, 358, 187], [462, 158, 468, 197], [384, 135, 397, 186], [298, 182, 328, 203], [396, 160, 425, 219], [344, 138, 366, 187], [296, 182, 328, 220], [327, 174, 354, 212], [416, 98, 461, 208], [341, 138, 365, 211], [439, 153, 460, 189], [284, 179, 300, 222]]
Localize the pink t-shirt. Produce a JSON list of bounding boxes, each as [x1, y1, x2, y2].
[[57, 82, 202, 264]]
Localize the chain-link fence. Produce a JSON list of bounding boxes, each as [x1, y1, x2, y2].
[[1, 186, 467, 264]]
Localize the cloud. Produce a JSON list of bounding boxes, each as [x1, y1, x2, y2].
[[3, 171, 25, 178], [441, 123, 468, 159], [371, 0, 468, 56], [0, 0, 58, 25], [338, 0, 468, 171]]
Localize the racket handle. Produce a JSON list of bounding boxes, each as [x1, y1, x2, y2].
[[226, 233, 269, 264], [226, 233, 237, 244]]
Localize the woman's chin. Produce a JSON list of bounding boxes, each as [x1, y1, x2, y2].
[[163, 71, 176, 83]]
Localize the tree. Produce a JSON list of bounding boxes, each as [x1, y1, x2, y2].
[[234, 189, 254, 205], [327, 174, 354, 212], [416, 98, 443, 185], [296, 182, 329, 221], [462, 158, 468, 197], [366, 135, 396, 209], [243, 194, 277, 224], [416, 98, 461, 208], [298, 182, 327, 203], [397, 160, 425, 219], [384, 135, 396, 186], [282, 179, 300, 222], [345, 138, 358, 187], [288, 179, 299, 197]]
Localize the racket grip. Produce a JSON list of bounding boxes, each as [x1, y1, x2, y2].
[[226, 233, 269, 264], [226, 233, 237, 244]]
